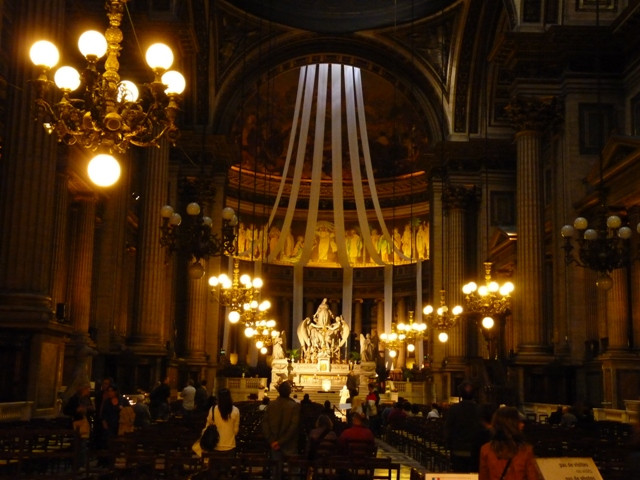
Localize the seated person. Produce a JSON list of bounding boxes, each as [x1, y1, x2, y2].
[[306, 414, 338, 460], [338, 411, 375, 456]]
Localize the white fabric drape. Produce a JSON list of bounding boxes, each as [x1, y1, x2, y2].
[[344, 66, 384, 265], [299, 64, 328, 265], [267, 66, 316, 263], [331, 64, 350, 269]]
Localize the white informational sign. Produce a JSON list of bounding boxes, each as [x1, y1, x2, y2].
[[424, 475, 478, 480], [536, 457, 603, 480]]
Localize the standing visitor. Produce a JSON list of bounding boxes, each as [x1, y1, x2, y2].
[[181, 379, 196, 415], [479, 406, 542, 480], [262, 381, 301, 476], [444, 380, 485, 472]]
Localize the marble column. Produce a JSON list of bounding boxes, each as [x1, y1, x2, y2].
[[0, 1, 66, 321], [131, 143, 170, 355], [68, 195, 97, 338], [50, 170, 70, 313], [353, 299, 363, 336], [605, 269, 630, 352], [396, 297, 407, 369], [506, 96, 559, 358], [443, 185, 475, 361]]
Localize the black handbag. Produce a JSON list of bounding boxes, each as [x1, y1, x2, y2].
[[200, 424, 219, 451]]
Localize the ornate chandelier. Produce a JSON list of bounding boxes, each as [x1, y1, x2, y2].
[[423, 289, 463, 343], [379, 323, 406, 359], [208, 258, 264, 324], [396, 311, 427, 353], [28, 0, 185, 187], [561, 204, 638, 290], [242, 304, 278, 354], [160, 204, 238, 279], [462, 262, 514, 322]]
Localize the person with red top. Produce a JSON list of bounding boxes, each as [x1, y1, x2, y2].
[[479, 406, 542, 480], [338, 411, 375, 455]]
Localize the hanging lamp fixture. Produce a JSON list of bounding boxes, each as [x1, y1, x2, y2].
[[559, 2, 638, 290], [28, 0, 186, 187]]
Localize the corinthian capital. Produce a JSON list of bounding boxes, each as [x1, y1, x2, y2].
[[505, 95, 562, 132], [442, 184, 477, 211]]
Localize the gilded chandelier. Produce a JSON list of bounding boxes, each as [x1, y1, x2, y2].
[[396, 311, 427, 353], [379, 324, 406, 359], [29, 0, 185, 186], [208, 258, 264, 323], [462, 262, 514, 320], [160, 205, 238, 279], [423, 290, 463, 343]]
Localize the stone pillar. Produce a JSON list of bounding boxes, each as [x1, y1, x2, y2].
[[50, 170, 70, 312], [354, 299, 363, 335], [67, 195, 97, 338], [0, 1, 75, 413], [506, 96, 559, 358], [443, 184, 475, 361], [282, 298, 292, 343], [0, 1, 65, 320], [185, 273, 208, 363], [131, 142, 170, 355], [606, 269, 630, 352], [396, 297, 407, 369]]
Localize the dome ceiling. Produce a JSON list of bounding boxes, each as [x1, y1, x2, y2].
[[231, 0, 457, 34]]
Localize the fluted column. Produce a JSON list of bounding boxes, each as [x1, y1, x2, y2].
[[68, 195, 97, 338], [185, 273, 208, 362], [0, 1, 66, 320], [354, 299, 363, 335], [376, 299, 385, 355], [606, 269, 630, 351], [396, 297, 407, 369], [50, 170, 70, 312], [443, 185, 474, 361], [507, 96, 559, 357], [206, 171, 228, 367], [131, 141, 170, 354]]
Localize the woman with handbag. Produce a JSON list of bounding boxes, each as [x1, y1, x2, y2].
[[478, 406, 542, 480], [194, 388, 240, 457]]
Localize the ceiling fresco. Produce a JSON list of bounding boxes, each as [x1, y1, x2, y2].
[[230, 66, 430, 180]]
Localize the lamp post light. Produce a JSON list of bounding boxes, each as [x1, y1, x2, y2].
[[29, 0, 185, 187]]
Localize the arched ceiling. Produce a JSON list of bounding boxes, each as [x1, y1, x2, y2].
[[231, 0, 458, 34]]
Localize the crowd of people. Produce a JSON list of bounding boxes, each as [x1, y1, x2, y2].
[[59, 375, 638, 480]]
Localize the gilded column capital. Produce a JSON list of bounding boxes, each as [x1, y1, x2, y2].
[[505, 95, 562, 133], [442, 184, 477, 211]]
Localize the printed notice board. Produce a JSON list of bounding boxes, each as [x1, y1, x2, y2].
[[536, 457, 603, 480], [424, 475, 478, 480]]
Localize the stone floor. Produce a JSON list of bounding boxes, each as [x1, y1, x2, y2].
[[376, 438, 425, 479]]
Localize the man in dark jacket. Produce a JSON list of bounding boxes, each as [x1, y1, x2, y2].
[[444, 380, 485, 473], [262, 381, 301, 476]]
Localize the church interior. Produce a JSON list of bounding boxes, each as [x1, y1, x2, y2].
[[2, 0, 640, 433]]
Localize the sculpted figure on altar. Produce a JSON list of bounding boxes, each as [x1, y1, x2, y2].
[[297, 299, 350, 363]]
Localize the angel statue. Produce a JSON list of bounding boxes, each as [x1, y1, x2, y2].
[[271, 331, 286, 360], [359, 333, 376, 362], [297, 303, 350, 363]]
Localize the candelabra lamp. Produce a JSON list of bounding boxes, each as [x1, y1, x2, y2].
[[396, 311, 427, 353], [561, 204, 639, 290], [160, 204, 238, 279], [29, 0, 186, 187], [379, 324, 406, 359], [242, 302, 278, 354], [423, 290, 463, 343], [208, 258, 264, 324], [462, 262, 514, 319]]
